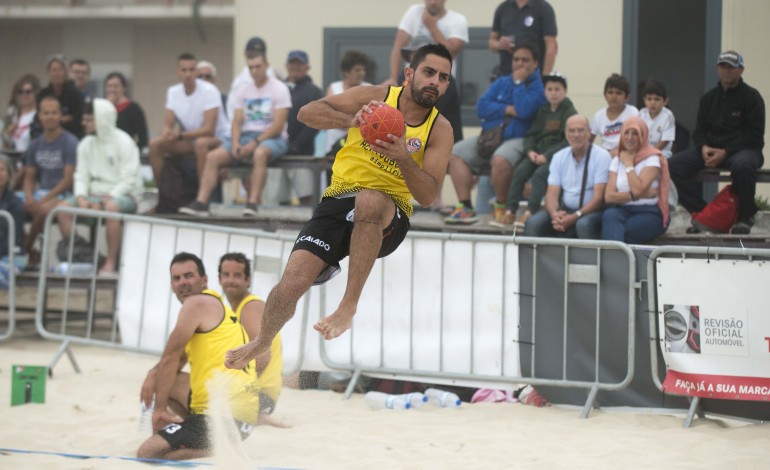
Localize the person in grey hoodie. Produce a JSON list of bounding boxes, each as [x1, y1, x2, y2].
[[57, 98, 143, 274]]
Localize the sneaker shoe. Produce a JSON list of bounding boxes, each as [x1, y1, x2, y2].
[[488, 209, 517, 228], [513, 211, 531, 231], [515, 385, 550, 408], [178, 201, 210, 217], [731, 217, 754, 235], [687, 219, 714, 234], [444, 204, 478, 225], [242, 203, 259, 217]]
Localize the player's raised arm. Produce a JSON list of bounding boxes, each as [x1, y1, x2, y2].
[[298, 84, 390, 130]]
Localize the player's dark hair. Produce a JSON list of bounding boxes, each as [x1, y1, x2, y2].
[[218, 252, 251, 279], [170, 252, 206, 277], [642, 77, 668, 100], [604, 73, 631, 96], [409, 43, 452, 71]]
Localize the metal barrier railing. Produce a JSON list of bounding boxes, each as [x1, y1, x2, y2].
[[33, 206, 640, 418], [646, 245, 770, 427], [0, 210, 17, 342], [321, 234, 637, 418], [34, 206, 309, 375]]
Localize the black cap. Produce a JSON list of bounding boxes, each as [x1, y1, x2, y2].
[[717, 50, 744, 68], [245, 37, 266, 53], [287, 50, 309, 64]]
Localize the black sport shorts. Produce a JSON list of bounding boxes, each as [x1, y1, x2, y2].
[[292, 195, 410, 285], [158, 414, 254, 450]]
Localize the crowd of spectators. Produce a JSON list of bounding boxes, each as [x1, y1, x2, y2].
[[0, 0, 765, 278]]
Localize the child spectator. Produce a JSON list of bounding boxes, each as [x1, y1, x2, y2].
[[490, 72, 577, 229], [590, 74, 639, 156], [639, 78, 676, 159]]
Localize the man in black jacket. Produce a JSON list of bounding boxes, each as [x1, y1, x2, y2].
[[669, 50, 766, 234], [283, 50, 324, 205]]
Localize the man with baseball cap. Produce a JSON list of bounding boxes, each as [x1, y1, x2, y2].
[[669, 50, 765, 234]]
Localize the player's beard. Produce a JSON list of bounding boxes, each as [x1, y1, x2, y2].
[[410, 82, 439, 108]]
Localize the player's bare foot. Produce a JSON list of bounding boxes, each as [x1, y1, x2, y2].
[[313, 309, 354, 340], [225, 340, 261, 369]]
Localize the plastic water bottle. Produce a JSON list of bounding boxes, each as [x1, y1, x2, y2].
[[51, 262, 94, 276], [397, 392, 428, 409], [138, 399, 154, 434], [364, 391, 411, 410], [425, 388, 462, 408]]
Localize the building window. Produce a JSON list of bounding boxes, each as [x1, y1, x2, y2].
[[323, 26, 494, 127]]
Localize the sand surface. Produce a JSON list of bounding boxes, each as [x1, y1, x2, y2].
[[0, 333, 768, 470]]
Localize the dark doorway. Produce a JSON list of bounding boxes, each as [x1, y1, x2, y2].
[[625, 0, 722, 137]]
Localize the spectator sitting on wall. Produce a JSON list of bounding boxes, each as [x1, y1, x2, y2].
[[590, 74, 639, 157], [104, 72, 149, 152], [179, 50, 290, 218], [34, 54, 84, 139], [444, 43, 546, 226], [0, 155, 26, 270], [55, 98, 143, 274], [601, 116, 670, 244], [147, 52, 228, 186], [669, 50, 766, 235], [490, 71, 576, 229], [3, 74, 40, 153], [324, 50, 372, 156], [523, 115, 610, 239], [22, 96, 78, 263], [69, 58, 92, 105], [282, 50, 324, 206]]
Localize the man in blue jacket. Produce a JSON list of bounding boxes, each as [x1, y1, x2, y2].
[[445, 43, 545, 225]]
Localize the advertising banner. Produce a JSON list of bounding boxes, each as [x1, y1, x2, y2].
[[656, 258, 770, 401]]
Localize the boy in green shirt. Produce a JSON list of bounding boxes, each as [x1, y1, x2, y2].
[[491, 73, 577, 229]]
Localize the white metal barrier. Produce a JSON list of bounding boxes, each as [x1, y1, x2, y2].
[[33, 207, 642, 418], [34, 206, 310, 375], [323, 235, 638, 417]]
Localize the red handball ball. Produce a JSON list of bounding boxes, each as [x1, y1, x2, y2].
[[360, 104, 405, 146]]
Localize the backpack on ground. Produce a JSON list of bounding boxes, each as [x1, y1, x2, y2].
[[691, 184, 739, 233], [156, 155, 199, 214]]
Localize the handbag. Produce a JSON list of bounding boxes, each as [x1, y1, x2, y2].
[[691, 184, 739, 233], [476, 118, 511, 160]]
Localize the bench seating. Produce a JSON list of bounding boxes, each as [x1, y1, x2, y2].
[[695, 168, 770, 183], [228, 155, 334, 206]]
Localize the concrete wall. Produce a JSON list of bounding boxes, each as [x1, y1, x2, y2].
[[722, 0, 770, 174]]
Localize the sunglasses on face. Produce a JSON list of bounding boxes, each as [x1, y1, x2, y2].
[[198, 74, 213, 80], [17, 88, 35, 95]]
